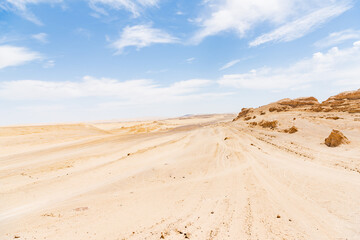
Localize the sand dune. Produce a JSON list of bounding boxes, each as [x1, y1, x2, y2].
[[1, 103, 360, 239]]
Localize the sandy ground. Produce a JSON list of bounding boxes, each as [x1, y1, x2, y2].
[[1, 113, 360, 240]]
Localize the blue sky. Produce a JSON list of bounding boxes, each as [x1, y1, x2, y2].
[[0, 0, 360, 125]]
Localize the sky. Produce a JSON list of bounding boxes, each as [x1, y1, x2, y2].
[[0, 0, 360, 125]]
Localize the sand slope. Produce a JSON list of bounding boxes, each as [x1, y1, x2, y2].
[[1, 113, 360, 240]]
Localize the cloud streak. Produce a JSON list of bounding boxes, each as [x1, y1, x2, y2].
[[219, 59, 240, 71], [0, 76, 217, 103], [2, 0, 62, 25], [192, 0, 352, 46], [0, 45, 41, 69], [88, 0, 159, 17], [32, 33, 49, 43], [314, 29, 360, 48], [218, 41, 360, 90], [250, 3, 351, 46], [111, 24, 178, 54]]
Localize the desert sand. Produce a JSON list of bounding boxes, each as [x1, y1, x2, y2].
[[1, 91, 360, 240]]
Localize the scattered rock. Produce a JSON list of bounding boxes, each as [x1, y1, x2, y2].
[[284, 126, 298, 134], [74, 207, 89, 211], [14, 236, 20, 239], [268, 107, 277, 112], [276, 215, 281, 218], [269, 106, 288, 112], [325, 130, 350, 147], [326, 116, 340, 120], [224, 137, 228, 140], [259, 120, 278, 129], [42, 213, 56, 217]]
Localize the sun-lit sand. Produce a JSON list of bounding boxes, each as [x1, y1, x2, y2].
[[1, 90, 360, 239]]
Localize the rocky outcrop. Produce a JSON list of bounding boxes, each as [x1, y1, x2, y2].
[[314, 89, 360, 113], [265, 97, 319, 113], [278, 97, 319, 108], [324, 130, 350, 147], [233, 89, 360, 122], [233, 108, 253, 121]]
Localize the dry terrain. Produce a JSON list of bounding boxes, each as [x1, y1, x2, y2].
[[1, 90, 360, 240]]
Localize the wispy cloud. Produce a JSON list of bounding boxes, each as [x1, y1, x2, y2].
[[43, 60, 55, 68], [2, 0, 62, 25], [0, 76, 215, 102], [146, 69, 168, 74], [88, 0, 159, 17], [111, 24, 178, 54], [219, 59, 240, 71], [218, 41, 360, 90], [74, 28, 92, 39], [0, 45, 41, 69], [0, 34, 20, 44], [186, 57, 195, 63], [191, 0, 353, 46], [249, 3, 351, 46], [314, 29, 360, 48], [32, 33, 48, 43]]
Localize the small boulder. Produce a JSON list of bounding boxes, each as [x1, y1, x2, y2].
[[325, 130, 349, 147], [284, 126, 298, 134]]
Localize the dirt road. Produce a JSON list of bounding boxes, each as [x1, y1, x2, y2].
[[1, 114, 359, 239]]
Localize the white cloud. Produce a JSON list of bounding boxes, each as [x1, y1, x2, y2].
[[218, 41, 360, 90], [3, 0, 62, 25], [4, 0, 60, 10], [74, 28, 92, 39], [146, 69, 168, 74], [191, 0, 352, 45], [249, 3, 350, 46], [0, 76, 216, 103], [111, 24, 178, 54], [314, 29, 360, 48], [0, 45, 41, 69], [186, 57, 195, 63], [32, 33, 48, 43], [219, 59, 240, 71], [88, 0, 159, 17], [43, 60, 55, 68], [17, 104, 65, 111], [0, 34, 19, 44]]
